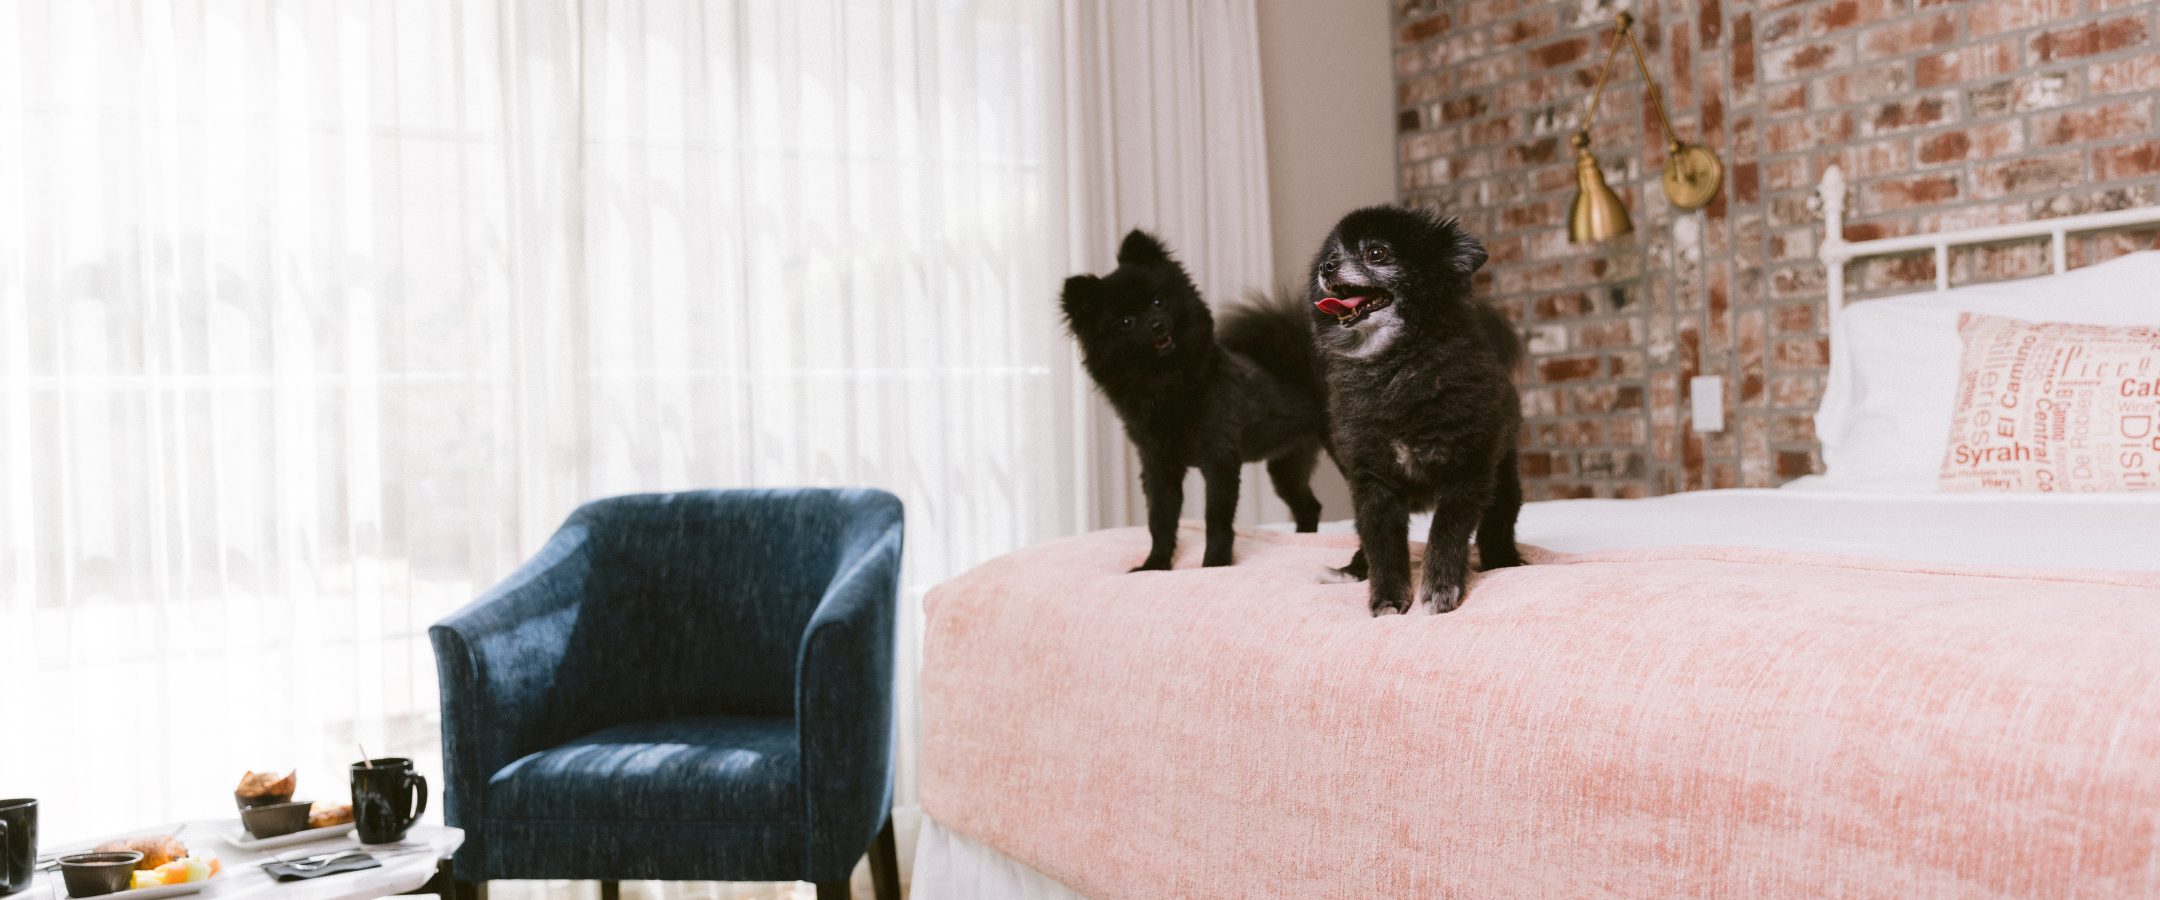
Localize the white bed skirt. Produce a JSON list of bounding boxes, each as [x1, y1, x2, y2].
[[911, 815, 1085, 900]]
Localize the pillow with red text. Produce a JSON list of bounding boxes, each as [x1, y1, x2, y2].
[[1939, 313, 2160, 492]]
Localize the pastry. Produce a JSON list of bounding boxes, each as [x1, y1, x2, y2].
[[235, 770, 297, 801], [307, 802, 353, 828], [91, 834, 187, 870]]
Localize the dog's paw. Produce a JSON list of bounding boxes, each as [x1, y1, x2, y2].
[[1129, 557, 1173, 573], [1315, 565, 1365, 584], [1369, 586, 1413, 616], [1202, 551, 1234, 568], [1417, 583, 1464, 614], [1477, 549, 1526, 571]]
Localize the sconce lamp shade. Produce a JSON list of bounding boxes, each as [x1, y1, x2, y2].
[[1568, 132, 1631, 243]]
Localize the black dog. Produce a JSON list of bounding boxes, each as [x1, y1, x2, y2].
[[1062, 230, 1331, 571], [1307, 205, 1524, 615]]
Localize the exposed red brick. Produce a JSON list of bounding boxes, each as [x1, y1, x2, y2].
[[1775, 450, 1816, 479], [1733, 13, 1756, 87], [1668, 24, 1695, 109], [1500, 200, 1558, 231], [1918, 131, 1972, 164], [1867, 95, 1952, 134], [1398, 13, 1451, 45], [1772, 303, 1815, 334], [1533, 36, 1590, 68], [2032, 17, 2149, 63], [1843, 222, 1893, 241], [1761, 10, 1802, 45], [1500, 14, 1555, 46], [2090, 55, 2160, 94], [1575, 320, 1636, 348], [1537, 356, 1601, 382], [1533, 292, 1593, 319], [1977, 153, 2085, 199], [1507, 136, 1560, 166], [1820, 64, 1911, 107], [1859, 13, 1957, 57], [1970, 0, 2078, 37], [1733, 161, 1760, 205], [2097, 141, 2160, 180], [1768, 376, 1821, 409], [1441, 95, 1487, 122], [1874, 175, 1961, 211], [1812, 0, 1860, 33], [1916, 41, 2018, 89], [2035, 101, 2155, 145], [1767, 83, 1808, 114], [1923, 121, 2023, 165], [1762, 42, 1844, 81], [1699, 0, 1723, 48]]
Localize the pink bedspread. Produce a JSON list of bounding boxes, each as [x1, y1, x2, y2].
[[919, 525, 2160, 898]]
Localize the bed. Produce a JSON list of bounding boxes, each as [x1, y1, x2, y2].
[[910, 169, 2160, 898]]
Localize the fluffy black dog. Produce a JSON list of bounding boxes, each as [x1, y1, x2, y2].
[[1307, 205, 1524, 615], [1062, 230, 1331, 571]]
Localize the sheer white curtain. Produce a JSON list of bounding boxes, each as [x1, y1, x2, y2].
[[0, 0, 1273, 877]]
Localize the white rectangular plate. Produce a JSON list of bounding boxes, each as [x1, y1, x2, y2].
[[71, 875, 216, 900], [211, 820, 355, 851]]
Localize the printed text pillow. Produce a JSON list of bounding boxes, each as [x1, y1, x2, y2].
[[1940, 313, 2160, 491]]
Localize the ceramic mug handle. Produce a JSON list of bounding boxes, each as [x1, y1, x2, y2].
[[403, 774, 429, 832]]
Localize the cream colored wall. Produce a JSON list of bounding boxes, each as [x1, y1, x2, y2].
[[1256, 0, 1396, 520]]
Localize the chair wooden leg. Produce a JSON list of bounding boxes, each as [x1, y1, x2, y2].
[[814, 881, 851, 900], [869, 814, 901, 900], [598, 881, 620, 900]]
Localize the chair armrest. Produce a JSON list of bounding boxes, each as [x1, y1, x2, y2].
[[428, 521, 599, 829], [795, 493, 905, 881]]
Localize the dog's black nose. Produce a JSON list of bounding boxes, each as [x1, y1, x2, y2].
[[1148, 316, 1170, 336]]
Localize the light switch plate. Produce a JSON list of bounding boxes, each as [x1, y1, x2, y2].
[[1690, 376, 1725, 432]]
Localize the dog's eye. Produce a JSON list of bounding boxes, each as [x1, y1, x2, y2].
[[1117, 316, 1135, 330], [1151, 297, 1163, 308], [1363, 244, 1392, 265]]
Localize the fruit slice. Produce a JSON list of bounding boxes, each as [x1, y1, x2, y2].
[[131, 870, 166, 889]]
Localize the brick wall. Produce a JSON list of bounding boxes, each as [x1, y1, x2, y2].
[[1393, 0, 2160, 499]]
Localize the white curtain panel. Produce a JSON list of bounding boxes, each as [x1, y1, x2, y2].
[[1055, 0, 1278, 530], [0, 0, 1273, 879]]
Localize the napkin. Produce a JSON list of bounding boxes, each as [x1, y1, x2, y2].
[[264, 853, 383, 881]]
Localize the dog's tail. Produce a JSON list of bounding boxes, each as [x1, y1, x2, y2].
[[1218, 287, 1321, 397], [1472, 302, 1524, 375]]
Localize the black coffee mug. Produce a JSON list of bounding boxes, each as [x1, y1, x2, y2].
[[350, 758, 427, 844], [0, 798, 35, 896]]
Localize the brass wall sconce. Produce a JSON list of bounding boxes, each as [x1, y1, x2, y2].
[[1568, 11, 1723, 243]]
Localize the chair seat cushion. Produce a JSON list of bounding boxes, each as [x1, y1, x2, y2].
[[488, 715, 801, 824]]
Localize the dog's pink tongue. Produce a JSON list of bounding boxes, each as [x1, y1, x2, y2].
[[1316, 296, 1367, 317]]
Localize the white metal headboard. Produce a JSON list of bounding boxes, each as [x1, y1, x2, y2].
[[1816, 163, 2160, 320]]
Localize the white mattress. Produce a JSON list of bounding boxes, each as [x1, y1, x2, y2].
[[912, 487, 2160, 899], [1508, 485, 2160, 571]]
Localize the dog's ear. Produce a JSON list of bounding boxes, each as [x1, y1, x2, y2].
[[1438, 219, 1488, 276], [1060, 274, 1101, 319], [1117, 229, 1173, 266]]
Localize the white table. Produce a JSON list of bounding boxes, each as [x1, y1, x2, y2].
[[24, 822, 464, 900]]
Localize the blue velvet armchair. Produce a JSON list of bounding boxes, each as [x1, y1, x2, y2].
[[430, 488, 904, 900]]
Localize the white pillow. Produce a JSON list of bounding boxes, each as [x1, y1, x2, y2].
[[1808, 249, 2160, 492]]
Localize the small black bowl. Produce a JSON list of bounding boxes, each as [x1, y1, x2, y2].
[[240, 799, 313, 839], [59, 851, 142, 898], [235, 789, 294, 811]]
